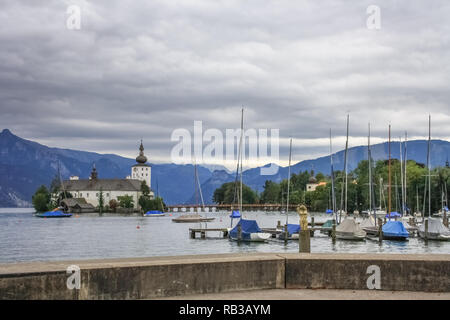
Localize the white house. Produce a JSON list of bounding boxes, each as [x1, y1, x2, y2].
[[62, 141, 154, 210]]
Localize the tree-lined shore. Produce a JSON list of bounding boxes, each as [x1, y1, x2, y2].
[[214, 159, 450, 214]]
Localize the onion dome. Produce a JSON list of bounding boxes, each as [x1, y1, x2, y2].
[[90, 163, 98, 180], [136, 140, 147, 164], [308, 175, 317, 184]]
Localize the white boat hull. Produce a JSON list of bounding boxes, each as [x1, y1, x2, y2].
[[144, 214, 165, 217], [335, 232, 366, 241], [230, 232, 271, 242], [418, 231, 450, 241]]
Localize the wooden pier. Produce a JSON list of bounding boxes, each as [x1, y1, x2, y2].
[[189, 228, 229, 239], [189, 219, 330, 240], [169, 203, 300, 213]]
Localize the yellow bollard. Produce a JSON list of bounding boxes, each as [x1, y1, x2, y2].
[[297, 205, 310, 253]]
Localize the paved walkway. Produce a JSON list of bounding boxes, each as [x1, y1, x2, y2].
[[157, 288, 450, 300]]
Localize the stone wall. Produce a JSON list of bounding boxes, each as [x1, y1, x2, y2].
[[0, 253, 448, 299]]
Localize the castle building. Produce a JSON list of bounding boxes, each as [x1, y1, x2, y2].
[[306, 175, 326, 192], [129, 140, 151, 188], [62, 141, 154, 211]]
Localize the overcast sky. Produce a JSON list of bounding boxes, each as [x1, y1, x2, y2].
[[1, 0, 449, 169]]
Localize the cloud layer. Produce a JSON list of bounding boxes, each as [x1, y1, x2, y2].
[[1, 0, 449, 168]]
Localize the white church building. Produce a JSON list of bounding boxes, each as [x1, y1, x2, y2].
[[63, 141, 154, 210]]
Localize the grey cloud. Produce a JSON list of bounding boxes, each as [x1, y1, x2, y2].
[[0, 0, 449, 168]]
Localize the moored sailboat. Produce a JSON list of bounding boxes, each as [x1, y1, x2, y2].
[[228, 108, 270, 242], [335, 218, 366, 240]]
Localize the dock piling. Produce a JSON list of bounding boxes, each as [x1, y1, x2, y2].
[[331, 219, 336, 244], [378, 218, 383, 243]]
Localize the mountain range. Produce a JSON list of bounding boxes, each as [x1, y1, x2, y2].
[[0, 128, 449, 207]]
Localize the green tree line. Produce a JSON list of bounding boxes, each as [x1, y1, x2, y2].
[[213, 159, 450, 214]]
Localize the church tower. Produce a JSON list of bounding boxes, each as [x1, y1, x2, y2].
[[131, 140, 151, 189]]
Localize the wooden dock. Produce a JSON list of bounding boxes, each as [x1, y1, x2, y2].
[[189, 228, 229, 239], [189, 220, 331, 240]]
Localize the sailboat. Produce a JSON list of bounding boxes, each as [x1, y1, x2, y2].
[[361, 123, 380, 236], [278, 138, 300, 240], [172, 163, 214, 223], [418, 218, 450, 241], [229, 108, 271, 242], [144, 179, 165, 217], [417, 115, 450, 240], [321, 131, 337, 235], [382, 124, 409, 241], [335, 218, 366, 240], [36, 161, 72, 218], [335, 116, 366, 241]]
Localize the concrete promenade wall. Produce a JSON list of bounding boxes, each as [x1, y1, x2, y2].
[[0, 254, 285, 299], [285, 253, 450, 292], [0, 253, 449, 299]]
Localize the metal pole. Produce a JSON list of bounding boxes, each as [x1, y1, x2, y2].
[[388, 124, 392, 218], [286, 138, 292, 226]]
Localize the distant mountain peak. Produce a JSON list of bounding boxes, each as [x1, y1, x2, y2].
[[1, 129, 13, 136]]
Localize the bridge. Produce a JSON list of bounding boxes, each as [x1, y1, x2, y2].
[[167, 203, 300, 212]]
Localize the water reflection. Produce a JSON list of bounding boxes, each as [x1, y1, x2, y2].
[[0, 208, 448, 263]]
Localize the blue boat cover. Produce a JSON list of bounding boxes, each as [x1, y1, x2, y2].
[[386, 211, 401, 218], [229, 219, 262, 240], [282, 223, 300, 236], [326, 209, 333, 214], [145, 210, 163, 215], [382, 221, 409, 238], [229, 210, 241, 218], [39, 210, 71, 217]]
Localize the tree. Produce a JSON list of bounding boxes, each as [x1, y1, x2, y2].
[[32, 185, 51, 212], [140, 180, 150, 196], [213, 182, 259, 204], [117, 195, 134, 209], [139, 196, 166, 213], [260, 180, 280, 203], [109, 199, 118, 213], [98, 188, 104, 214]]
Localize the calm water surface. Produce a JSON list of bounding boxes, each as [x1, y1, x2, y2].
[[0, 208, 448, 263]]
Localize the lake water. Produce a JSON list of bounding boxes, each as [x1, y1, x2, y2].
[[0, 208, 448, 263]]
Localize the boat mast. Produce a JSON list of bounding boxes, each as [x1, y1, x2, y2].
[[416, 185, 419, 214], [330, 129, 337, 222], [399, 137, 404, 215], [339, 114, 349, 223], [428, 115, 431, 217], [388, 124, 392, 217], [240, 108, 244, 216], [368, 123, 374, 224], [345, 114, 349, 217], [286, 138, 292, 226], [404, 131, 408, 215]]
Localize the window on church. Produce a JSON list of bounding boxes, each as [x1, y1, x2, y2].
[[106, 193, 109, 197], [87, 193, 89, 197]]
